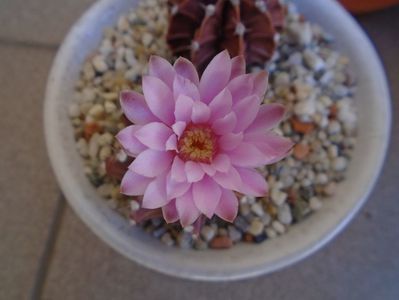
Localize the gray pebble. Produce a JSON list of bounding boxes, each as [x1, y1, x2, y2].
[[200, 225, 216, 242], [278, 204, 293, 225]]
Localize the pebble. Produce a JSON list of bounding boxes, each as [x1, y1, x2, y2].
[[265, 227, 277, 239], [332, 156, 348, 171], [177, 232, 192, 249], [210, 236, 233, 249], [88, 133, 100, 159], [88, 104, 104, 118], [200, 225, 216, 242], [287, 21, 312, 45], [228, 226, 242, 242], [270, 188, 288, 206], [76, 138, 88, 157], [194, 238, 208, 250], [315, 173, 328, 185], [99, 146, 112, 160], [278, 204, 293, 225], [303, 49, 325, 72], [130, 200, 140, 211], [81, 88, 96, 102], [323, 182, 337, 196], [251, 203, 265, 217], [293, 143, 310, 160], [239, 203, 251, 216], [92, 55, 108, 73], [161, 233, 174, 246], [104, 101, 117, 113], [97, 183, 113, 197], [248, 219, 264, 236], [309, 197, 323, 211], [272, 220, 286, 234]]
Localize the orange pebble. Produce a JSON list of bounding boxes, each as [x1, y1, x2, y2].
[[84, 122, 102, 140], [293, 143, 310, 160], [290, 117, 315, 134], [243, 233, 254, 243], [329, 104, 338, 119]]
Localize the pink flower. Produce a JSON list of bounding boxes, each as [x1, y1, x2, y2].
[[117, 51, 292, 227]]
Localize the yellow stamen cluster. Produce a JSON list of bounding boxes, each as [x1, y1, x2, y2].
[[178, 124, 217, 163]]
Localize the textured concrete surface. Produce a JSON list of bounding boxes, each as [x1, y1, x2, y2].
[[0, 1, 398, 299]]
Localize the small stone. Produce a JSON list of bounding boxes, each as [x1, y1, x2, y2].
[[293, 143, 310, 160], [153, 227, 167, 239], [253, 233, 267, 243], [251, 203, 265, 217], [194, 238, 208, 250], [210, 236, 233, 249], [294, 99, 316, 118], [270, 188, 288, 206], [177, 232, 192, 249], [88, 133, 100, 159], [234, 216, 249, 232], [278, 204, 293, 225], [76, 138, 88, 157], [272, 220, 286, 234], [260, 212, 271, 226], [81, 88, 96, 102], [290, 117, 315, 134], [287, 21, 312, 45], [265, 227, 277, 239], [239, 203, 251, 216], [116, 150, 128, 162], [88, 104, 104, 118], [117, 16, 130, 31], [161, 233, 174, 246], [200, 225, 216, 242], [98, 132, 113, 146], [292, 198, 311, 222], [303, 49, 325, 72], [97, 183, 113, 197], [274, 72, 290, 87], [309, 197, 322, 211], [248, 219, 264, 236], [130, 200, 140, 211], [141, 32, 153, 47], [92, 55, 108, 73], [228, 226, 242, 242], [328, 120, 341, 135], [104, 101, 117, 113], [99, 146, 112, 160], [315, 173, 328, 185], [332, 156, 348, 171]]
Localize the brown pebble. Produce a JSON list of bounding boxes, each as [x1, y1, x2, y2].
[[243, 233, 254, 243], [329, 104, 338, 119], [84, 122, 102, 140], [290, 117, 315, 134], [210, 236, 233, 249], [287, 188, 297, 204], [293, 143, 310, 159]]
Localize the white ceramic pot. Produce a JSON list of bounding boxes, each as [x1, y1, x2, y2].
[[44, 0, 391, 281]]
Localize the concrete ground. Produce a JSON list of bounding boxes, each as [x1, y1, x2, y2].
[[0, 1, 398, 299]]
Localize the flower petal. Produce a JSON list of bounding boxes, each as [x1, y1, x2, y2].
[[166, 172, 191, 200], [236, 167, 268, 197], [176, 187, 201, 227], [120, 90, 157, 124], [120, 170, 152, 196], [230, 55, 245, 80], [148, 55, 175, 88], [191, 101, 211, 124], [173, 74, 200, 102], [142, 173, 169, 209], [215, 189, 238, 222], [129, 149, 173, 177], [172, 121, 186, 137], [228, 142, 265, 167], [233, 95, 260, 132], [226, 74, 254, 104], [185, 161, 205, 182], [174, 95, 194, 122], [212, 112, 237, 135], [200, 163, 216, 176], [162, 199, 179, 223], [208, 88, 232, 121], [212, 154, 231, 173], [219, 132, 243, 151], [174, 57, 199, 85], [192, 176, 222, 218], [142, 75, 175, 125], [116, 125, 146, 157], [245, 104, 285, 133], [199, 50, 232, 104], [165, 134, 177, 151], [252, 70, 268, 99], [134, 122, 172, 151], [212, 166, 242, 191], [170, 156, 187, 182]]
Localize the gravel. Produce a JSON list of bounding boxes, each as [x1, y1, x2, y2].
[[69, 0, 357, 250]]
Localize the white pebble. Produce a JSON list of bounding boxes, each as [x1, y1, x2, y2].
[[272, 220, 286, 234], [332, 156, 348, 171], [315, 173, 328, 185], [200, 226, 216, 242], [270, 188, 288, 206], [328, 120, 341, 135], [81, 88, 96, 102], [99, 146, 112, 160], [278, 204, 293, 225], [98, 132, 113, 146], [294, 98, 316, 118], [116, 150, 128, 162], [265, 227, 277, 239], [309, 197, 323, 211], [251, 203, 265, 217], [104, 101, 117, 113], [141, 32, 153, 47], [130, 200, 140, 211], [92, 55, 108, 73], [248, 219, 264, 236], [88, 103, 104, 118], [303, 49, 325, 72]]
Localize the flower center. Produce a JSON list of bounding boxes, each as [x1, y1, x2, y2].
[[177, 123, 217, 164]]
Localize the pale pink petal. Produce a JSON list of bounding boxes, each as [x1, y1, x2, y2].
[[120, 90, 157, 124], [228, 142, 265, 167], [174, 95, 194, 122], [200, 163, 216, 176], [214, 189, 238, 222], [148, 55, 175, 88], [166, 172, 191, 200], [172, 121, 186, 137], [245, 104, 285, 133], [142, 76, 175, 125], [245, 132, 293, 164], [162, 199, 179, 223], [120, 170, 152, 196], [174, 57, 199, 85], [219, 132, 243, 151], [226, 74, 254, 104], [165, 134, 177, 151], [212, 112, 237, 135], [134, 122, 172, 151], [173, 75, 200, 102], [233, 95, 260, 132], [185, 161, 205, 182], [199, 50, 232, 104], [230, 55, 245, 80], [192, 176, 222, 218], [236, 167, 268, 197], [212, 166, 242, 191], [212, 154, 231, 173], [191, 101, 211, 124], [116, 125, 146, 157], [170, 156, 186, 182], [252, 71, 268, 99], [142, 173, 169, 209], [176, 187, 201, 227], [129, 149, 173, 177], [208, 88, 232, 121]]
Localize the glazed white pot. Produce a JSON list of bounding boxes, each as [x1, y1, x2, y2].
[[44, 0, 391, 281]]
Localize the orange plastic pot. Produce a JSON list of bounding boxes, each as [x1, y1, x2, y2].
[[339, 0, 399, 14]]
